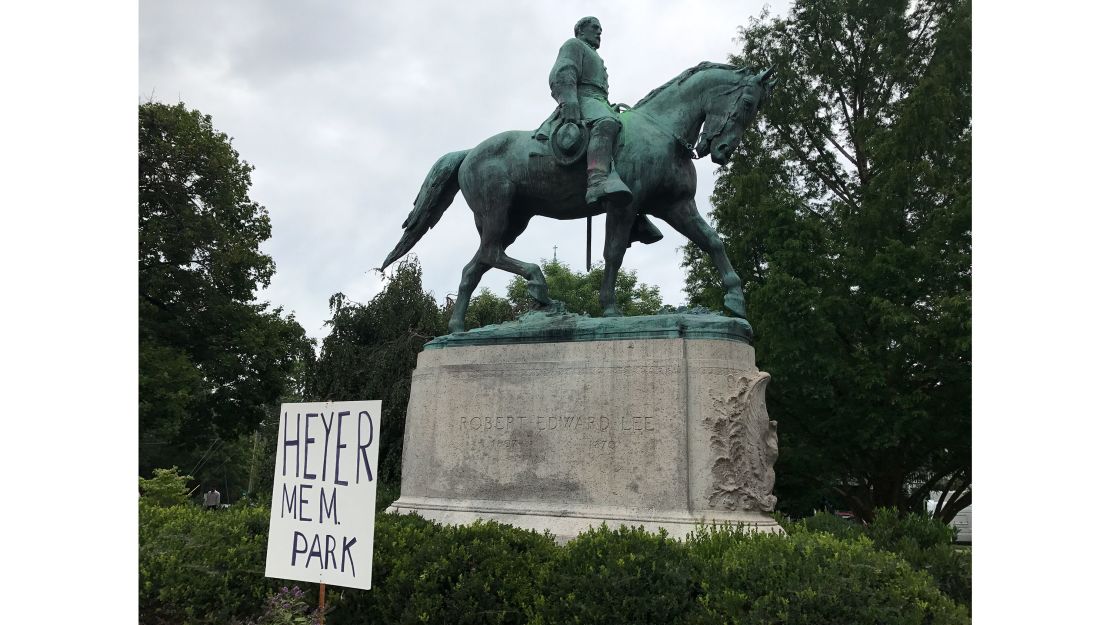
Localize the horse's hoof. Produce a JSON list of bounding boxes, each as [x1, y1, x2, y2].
[[724, 292, 748, 319], [602, 307, 622, 318], [448, 320, 466, 334]]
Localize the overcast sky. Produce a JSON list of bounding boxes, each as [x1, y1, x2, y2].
[[140, 0, 791, 342]]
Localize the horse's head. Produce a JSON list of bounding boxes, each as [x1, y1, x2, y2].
[[696, 67, 778, 165]]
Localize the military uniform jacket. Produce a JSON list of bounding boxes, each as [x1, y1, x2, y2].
[[549, 37, 617, 123]]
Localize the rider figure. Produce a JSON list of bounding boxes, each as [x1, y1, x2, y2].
[[549, 17, 663, 245]]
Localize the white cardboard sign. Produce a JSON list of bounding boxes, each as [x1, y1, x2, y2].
[[264, 401, 381, 590]]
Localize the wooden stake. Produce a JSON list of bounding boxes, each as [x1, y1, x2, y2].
[[319, 582, 326, 625]]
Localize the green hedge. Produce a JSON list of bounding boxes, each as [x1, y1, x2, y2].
[[141, 504, 969, 625], [139, 501, 280, 624], [329, 514, 558, 624], [783, 509, 972, 608], [532, 525, 704, 624], [688, 526, 964, 625]]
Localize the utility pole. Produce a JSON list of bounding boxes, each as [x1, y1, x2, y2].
[[553, 244, 558, 262]]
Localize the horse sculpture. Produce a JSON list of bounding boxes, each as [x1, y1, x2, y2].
[[381, 62, 777, 333]]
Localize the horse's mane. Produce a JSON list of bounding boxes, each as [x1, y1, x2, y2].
[[633, 62, 751, 108]]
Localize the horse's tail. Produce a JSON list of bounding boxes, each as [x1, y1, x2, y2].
[[380, 149, 469, 270]]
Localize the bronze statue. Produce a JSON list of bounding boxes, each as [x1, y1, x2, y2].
[[381, 18, 777, 334]]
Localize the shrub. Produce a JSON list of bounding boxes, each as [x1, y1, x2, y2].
[[867, 507, 956, 551], [786, 508, 971, 609], [374, 481, 400, 513], [686, 526, 968, 625], [530, 525, 704, 625], [139, 501, 289, 624], [140, 505, 970, 624], [329, 514, 558, 624], [904, 543, 971, 607], [786, 510, 866, 540]]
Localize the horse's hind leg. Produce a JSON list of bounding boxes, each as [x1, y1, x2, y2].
[[499, 212, 554, 308], [449, 251, 492, 333], [491, 250, 553, 309], [450, 178, 509, 333], [449, 203, 551, 332], [658, 200, 747, 318]]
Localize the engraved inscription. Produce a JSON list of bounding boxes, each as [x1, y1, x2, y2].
[[473, 438, 524, 450], [459, 414, 655, 433], [460, 415, 530, 431]]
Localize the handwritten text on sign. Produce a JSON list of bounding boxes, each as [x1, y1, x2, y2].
[[264, 401, 380, 590]]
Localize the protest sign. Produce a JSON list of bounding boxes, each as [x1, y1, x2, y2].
[[264, 401, 381, 590]]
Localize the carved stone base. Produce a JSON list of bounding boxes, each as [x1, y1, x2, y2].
[[387, 314, 780, 542]]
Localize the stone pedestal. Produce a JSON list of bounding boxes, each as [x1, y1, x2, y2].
[[386, 312, 781, 541]]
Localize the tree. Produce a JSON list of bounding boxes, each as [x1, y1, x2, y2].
[[683, 0, 970, 522], [139, 102, 314, 481], [307, 258, 447, 484], [138, 466, 194, 507], [507, 260, 663, 317]]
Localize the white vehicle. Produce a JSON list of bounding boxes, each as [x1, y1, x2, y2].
[[926, 495, 971, 543], [951, 505, 971, 543]]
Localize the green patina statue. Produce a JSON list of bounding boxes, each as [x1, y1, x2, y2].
[[381, 17, 777, 334]]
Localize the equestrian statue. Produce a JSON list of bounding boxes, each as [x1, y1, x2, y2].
[[381, 16, 777, 334]]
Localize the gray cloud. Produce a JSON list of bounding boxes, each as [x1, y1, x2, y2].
[[140, 0, 790, 341]]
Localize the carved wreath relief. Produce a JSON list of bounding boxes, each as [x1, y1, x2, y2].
[[704, 372, 778, 512]]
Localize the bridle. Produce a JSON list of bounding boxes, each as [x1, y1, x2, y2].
[[694, 83, 756, 159], [616, 77, 760, 161]]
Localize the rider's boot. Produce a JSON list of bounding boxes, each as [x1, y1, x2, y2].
[[584, 120, 633, 208]]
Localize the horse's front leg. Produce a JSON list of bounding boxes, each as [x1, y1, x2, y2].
[[599, 202, 637, 317], [658, 199, 747, 319]]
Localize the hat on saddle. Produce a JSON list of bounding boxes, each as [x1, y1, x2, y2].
[[551, 119, 588, 166]]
